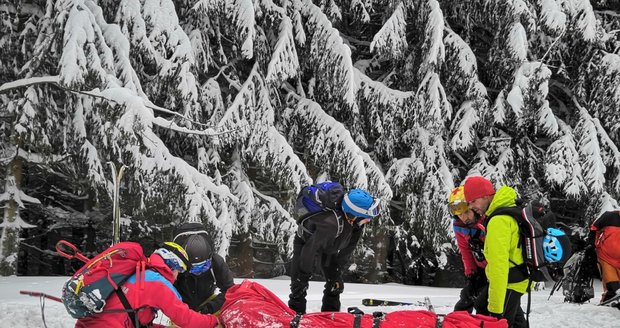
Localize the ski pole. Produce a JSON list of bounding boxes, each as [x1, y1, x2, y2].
[[55, 240, 90, 263], [19, 290, 62, 303], [362, 298, 425, 306]]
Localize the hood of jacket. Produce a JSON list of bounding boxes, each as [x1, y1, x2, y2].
[[485, 185, 518, 216], [149, 253, 176, 283]]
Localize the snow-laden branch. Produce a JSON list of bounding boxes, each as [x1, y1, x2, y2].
[[370, 2, 407, 60], [540, 0, 567, 36], [575, 109, 606, 194], [218, 65, 311, 190], [565, 0, 598, 42], [193, 0, 254, 59], [266, 17, 300, 84], [0, 76, 227, 133], [99, 87, 236, 221], [545, 120, 586, 197], [418, 0, 445, 76], [301, 0, 356, 105], [506, 61, 558, 137], [284, 98, 392, 199], [450, 100, 479, 151], [0, 76, 60, 94], [252, 187, 297, 257]]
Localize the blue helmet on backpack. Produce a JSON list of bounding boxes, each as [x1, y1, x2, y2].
[[341, 189, 380, 219], [543, 228, 571, 263]]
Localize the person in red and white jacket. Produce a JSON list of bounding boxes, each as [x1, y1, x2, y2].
[[448, 186, 488, 314], [75, 242, 220, 328]]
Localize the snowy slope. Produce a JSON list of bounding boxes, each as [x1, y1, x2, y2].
[[0, 276, 619, 327]]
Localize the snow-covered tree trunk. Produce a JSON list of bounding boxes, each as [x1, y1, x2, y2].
[[0, 157, 36, 275]]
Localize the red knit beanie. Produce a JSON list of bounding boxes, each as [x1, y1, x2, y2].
[[463, 176, 496, 202]]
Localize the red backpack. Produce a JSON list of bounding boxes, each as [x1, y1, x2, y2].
[[60, 242, 149, 319]]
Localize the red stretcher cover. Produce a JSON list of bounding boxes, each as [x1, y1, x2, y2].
[[219, 280, 507, 328]]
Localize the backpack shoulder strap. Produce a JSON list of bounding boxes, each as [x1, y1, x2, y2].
[[297, 211, 343, 238], [487, 206, 522, 221], [115, 289, 140, 328]]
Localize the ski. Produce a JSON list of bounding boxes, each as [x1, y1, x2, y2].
[[423, 296, 435, 313], [362, 298, 423, 306], [108, 162, 126, 245]]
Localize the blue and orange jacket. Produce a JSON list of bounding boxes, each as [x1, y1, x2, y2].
[[453, 216, 487, 276], [75, 254, 218, 328]]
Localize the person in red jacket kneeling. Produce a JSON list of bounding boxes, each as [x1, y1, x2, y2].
[[75, 242, 220, 328]]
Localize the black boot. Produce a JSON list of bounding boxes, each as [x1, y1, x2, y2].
[[602, 281, 620, 303], [289, 277, 309, 314]]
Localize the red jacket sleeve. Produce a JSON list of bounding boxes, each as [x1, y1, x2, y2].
[[455, 226, 478, 276], [144, 279, 219, 328]]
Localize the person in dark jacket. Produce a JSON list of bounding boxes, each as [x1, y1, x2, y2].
[[173, 222, 235, 314], [448, 186, 488, 314], [288, 188, 380, 314], [589, 210, 620, 306], [75, 242, 219, 328]]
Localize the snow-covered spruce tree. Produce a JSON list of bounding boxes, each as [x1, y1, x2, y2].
[[0, 2, 57, 275], [372, 0, 454, 276], [0, 0, 239, 274], [3, 0, 620, 285], [216, 64, 311, 276]]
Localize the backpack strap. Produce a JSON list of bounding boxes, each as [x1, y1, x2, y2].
[[372, 312, 384, 328], [525, 278, 533, 328], [115, 288, 151, 328], [297, 210, 344, 238], [353, 313, 363, 328], [289, 313, 302, 328]]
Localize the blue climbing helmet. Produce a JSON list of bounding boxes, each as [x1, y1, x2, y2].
[[341, 189, 380, 219], [543, 228, 571, 263]]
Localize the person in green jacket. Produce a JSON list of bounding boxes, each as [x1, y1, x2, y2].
[[464, 176, 526, 328]]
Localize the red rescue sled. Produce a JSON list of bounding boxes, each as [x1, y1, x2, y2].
[[219, 280, 507, 328]]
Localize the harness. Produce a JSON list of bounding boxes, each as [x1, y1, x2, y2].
[[296, 210, 344, 239]]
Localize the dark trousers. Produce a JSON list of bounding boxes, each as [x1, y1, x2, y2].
[[288, 237, 344, 313], [454, 283, 488, 314], [288, 236, 309, 314], [478, 288, 526, 328]]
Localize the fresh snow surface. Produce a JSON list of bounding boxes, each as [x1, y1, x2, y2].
[[1, 276, 619, 327]]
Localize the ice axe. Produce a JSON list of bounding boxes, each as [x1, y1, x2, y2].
[[55, 240, 90, 263]]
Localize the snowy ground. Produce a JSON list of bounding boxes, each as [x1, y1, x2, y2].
[[1, 276, 619, 327]]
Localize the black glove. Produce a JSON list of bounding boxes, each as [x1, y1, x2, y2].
[[200, 302, 215, 314], [489, 312, 503, 320], [467, 271, 487, 292], [326, 276, 344, 294]]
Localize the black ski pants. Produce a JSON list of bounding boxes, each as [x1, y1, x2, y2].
[[478, 287, 526, 328], [288, 236, 344, 313]]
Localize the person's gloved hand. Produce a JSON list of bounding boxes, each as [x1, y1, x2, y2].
[[466, 270, 486, 292], [326, 276, 344, 294], [489, 312, 503, 320], [200, 302, 215, 314]]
